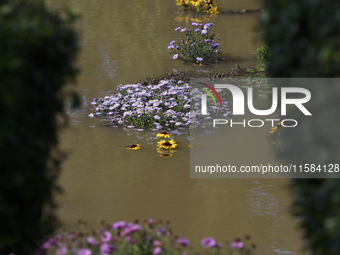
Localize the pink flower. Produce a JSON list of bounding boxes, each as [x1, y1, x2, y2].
[[120, 224, 142, 236], [101, 231, 112, 242], [87, 236, 96, 245], [153, 247, 162, 255], [230, 241, 244, 249], [100, 243, 115, 254], [153, 240, 161, 246], [57, 247, 67, 255], [177, 237, 190, 247], [112, 221, 126, 230], [201, 237, 216, 248], [77, 249, 92, 255]]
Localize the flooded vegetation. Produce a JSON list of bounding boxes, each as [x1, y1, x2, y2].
[[47, 0, 303, 254]]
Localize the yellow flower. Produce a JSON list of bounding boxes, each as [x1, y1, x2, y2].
[[125, 144, 141, 150], [205, 6, 218, 13], [157, 139, 177, 150], [160, 153, 173, 158], [176, 0, 190, 7], [203, 0, 216, 6], [156, 131, 171, 138], [190, 0, 202, 7], [270, 120, 285, 133]]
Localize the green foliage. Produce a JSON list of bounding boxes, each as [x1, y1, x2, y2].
[[256, 45, 268, 64], [261, 1, 340, 254], [0, 0, 79, 254], [261, 0, 340, 77]]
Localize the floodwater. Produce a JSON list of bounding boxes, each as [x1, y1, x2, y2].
[[50, 0, 303, 254]]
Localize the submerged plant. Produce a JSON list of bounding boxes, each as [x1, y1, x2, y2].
[[256, 45, 269, 64], [169, 22, 222, 64]]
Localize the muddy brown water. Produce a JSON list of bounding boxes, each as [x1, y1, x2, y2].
[[49, 0, 303, 254]]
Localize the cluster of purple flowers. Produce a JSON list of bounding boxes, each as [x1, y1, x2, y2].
[[169, 22, 222, 64], [88, 79, 191, 130], [37, 219, 193, 255], [88, 78, 235, 136], [34, 218, 255, 255]]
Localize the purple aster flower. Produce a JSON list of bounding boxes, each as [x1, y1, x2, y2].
[[170, 40, 176, 45], [41, 242, 50, 250], [196, 57, 203, 62], [101, 243, 115, 254], [87, 236, 96, 245], [154, 115, 161, 120], [177, 237, 190, 247], [175, 27, 181, 31], [175, 46, 180, 49], [217, 36, 220, 40], [201, 29, 207, 34], [157, 227, 165, 235], [77, 249, 92, 255], [180, 28, 186, 32], [113, 221, 126, 230], [100, 231, 112, 242], [57, 247, 67, 255], [212, 43, 219, 48], [192, 22, 198, 26], [230, 241, 244, 249], [195, 28, 200, 32], [168, 45, 175, 49], [173, 54, 178, 59], [201, 237, 216, 248], [121, 224, 142, 235], [153, 247, 162, 255], [191, 43, 195, 46], [125, 236, 135, 244], [153, 240, 161, 246]]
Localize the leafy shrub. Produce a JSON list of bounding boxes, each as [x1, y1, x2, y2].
[[261, 0, 340, 77], [39, 219, 256, 255], [256, 45, 268, 64], [168, 22, 222, 64], [0, 0, 79, 254], [261, 0, 340, 254]]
